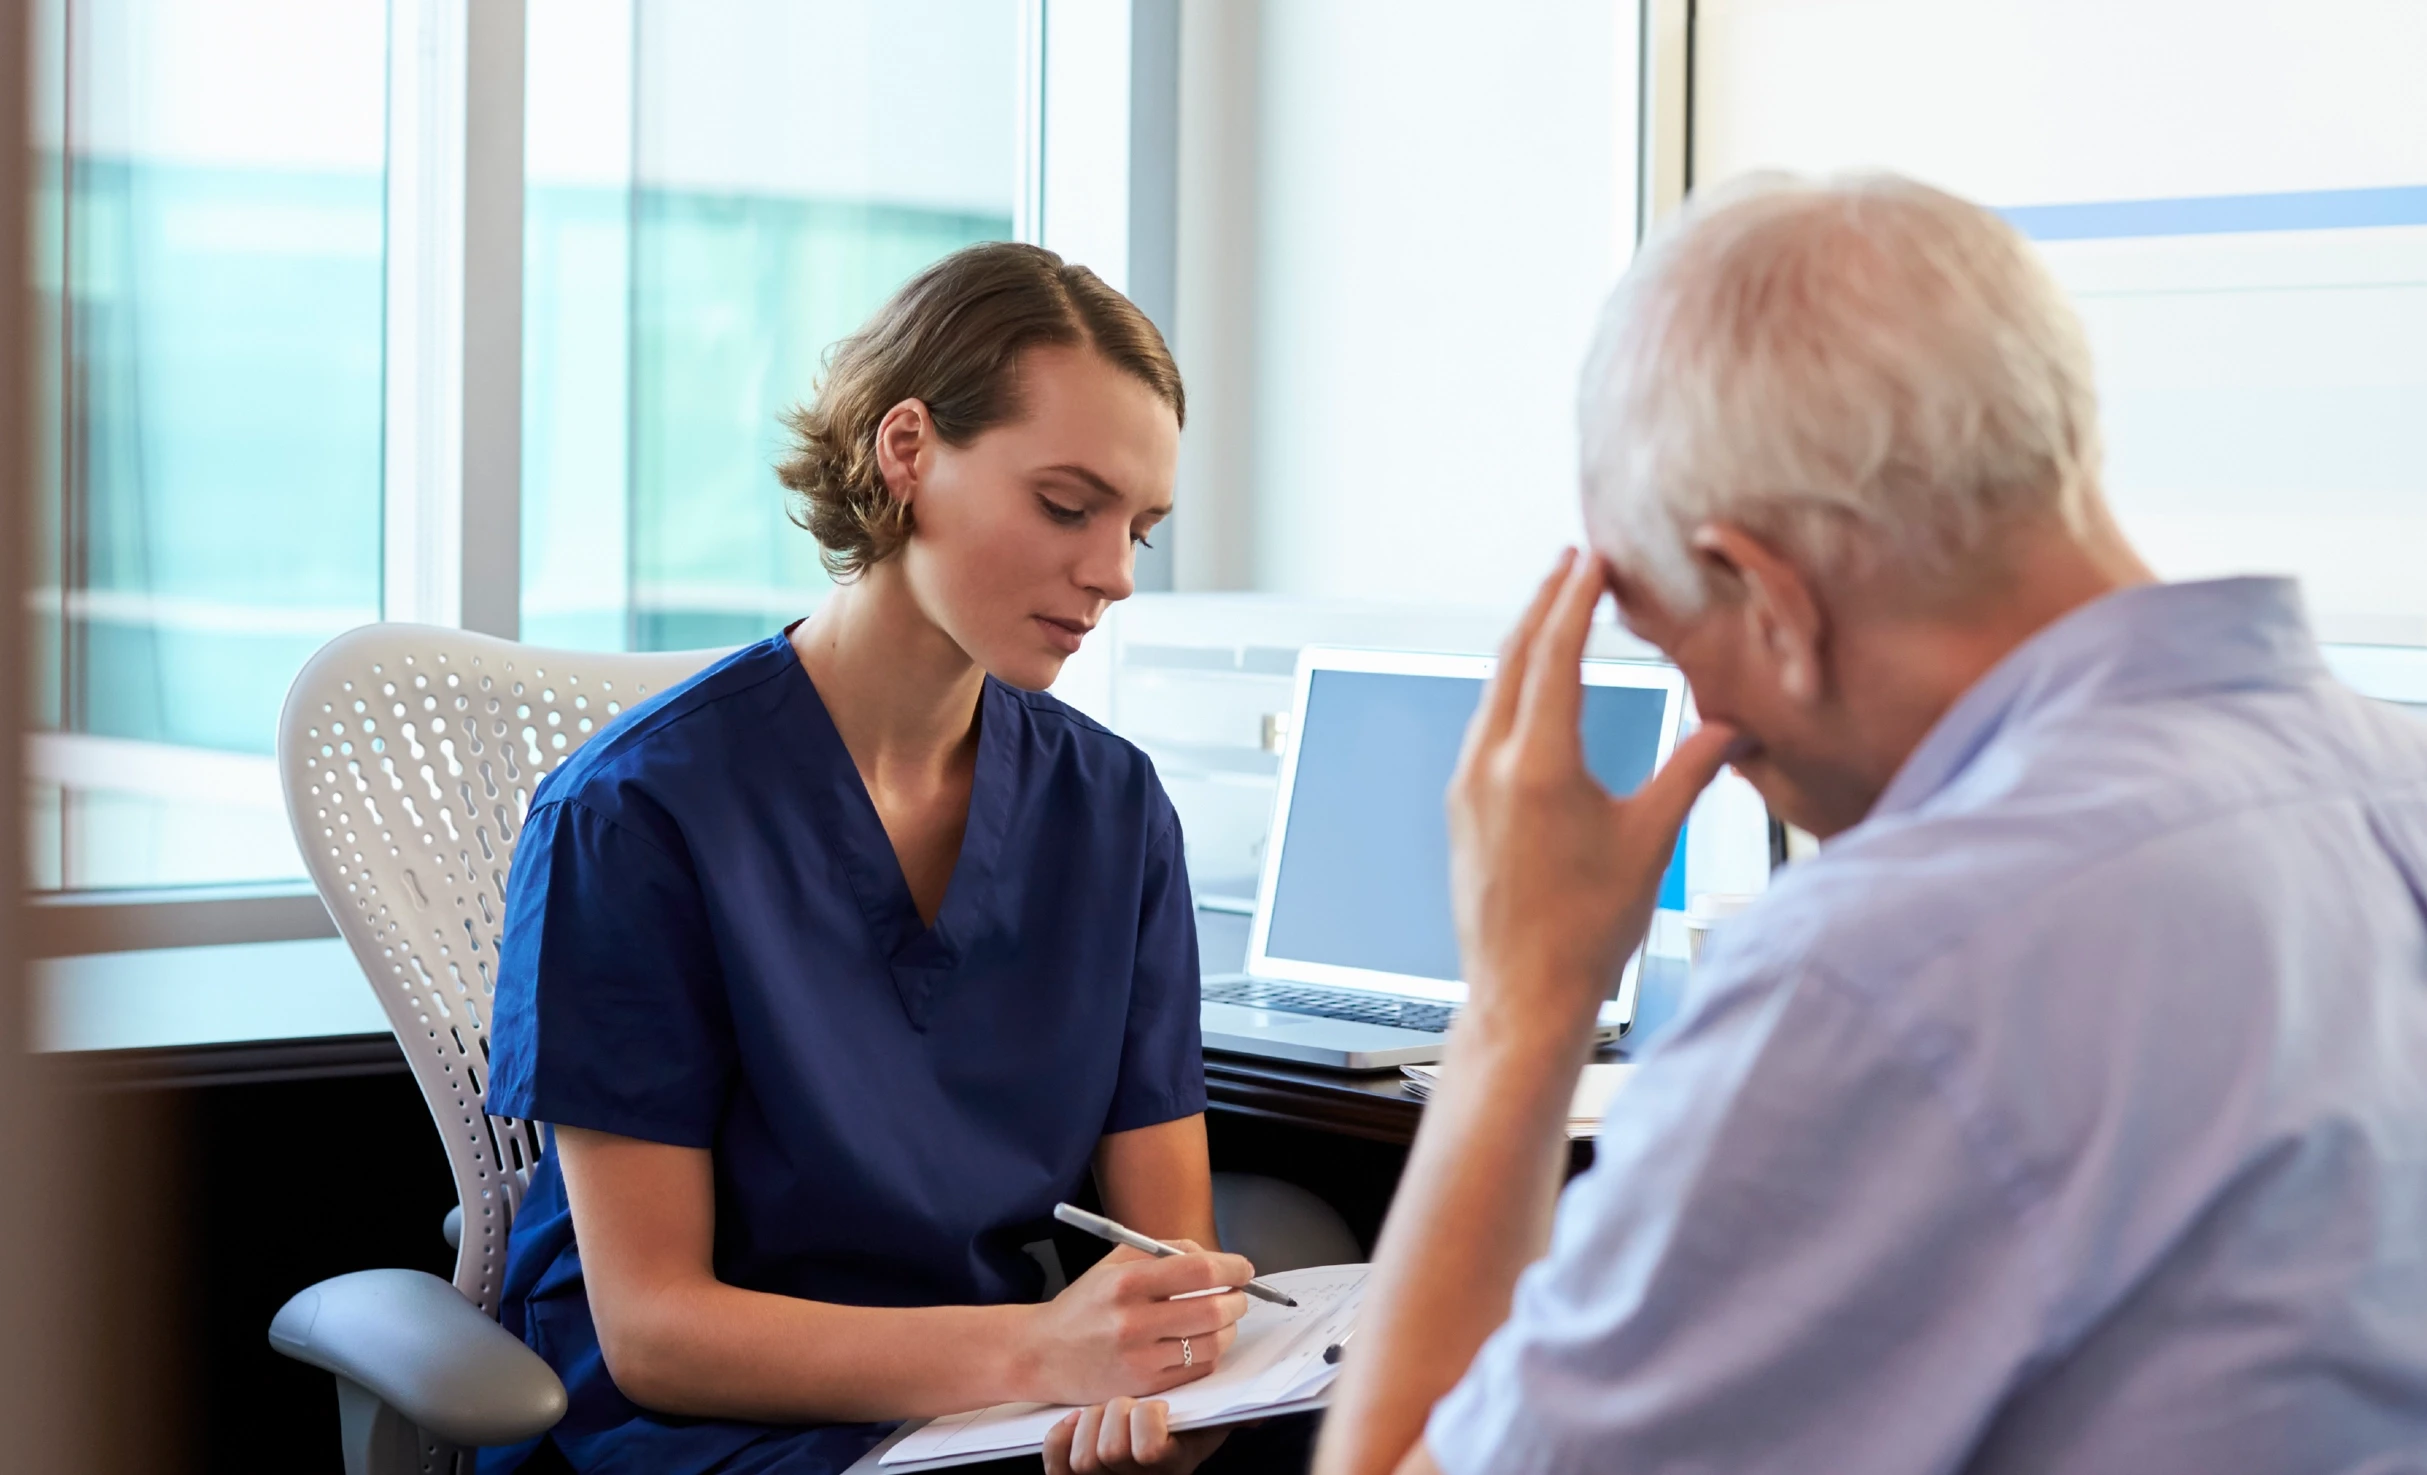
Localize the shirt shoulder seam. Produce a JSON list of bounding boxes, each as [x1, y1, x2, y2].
[[532, 792, 690, 869], [1003, 683, 1124, 742], [559, 640, 797, 774]]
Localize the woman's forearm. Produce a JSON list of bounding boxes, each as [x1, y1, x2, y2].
[[557, 1122, 1252, 1428], [558, 1126, 1058, 1424], [1096, 1114, 1221, 1249], [602, 1278, 1046, 1423]]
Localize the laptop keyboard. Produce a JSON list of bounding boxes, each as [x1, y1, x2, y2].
[[1203, 978, 1458, 1035]]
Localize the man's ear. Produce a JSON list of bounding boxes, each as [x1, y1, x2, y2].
[[872, 398, 931, 506], [1690, 522, 1829, 704]]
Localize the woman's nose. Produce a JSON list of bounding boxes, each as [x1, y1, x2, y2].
[[1079, 529, 1137, 602]]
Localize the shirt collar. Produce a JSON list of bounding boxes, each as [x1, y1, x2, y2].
[[1871, 577, 2324, 821]]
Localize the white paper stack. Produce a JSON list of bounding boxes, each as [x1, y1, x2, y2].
[[1401, 1061, 1637, 1140], [875, 1264, 1367, 1470]]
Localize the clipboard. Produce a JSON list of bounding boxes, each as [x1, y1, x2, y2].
[[841, 1392, 1335, 1473], [849, 1264, 1364, 1471]]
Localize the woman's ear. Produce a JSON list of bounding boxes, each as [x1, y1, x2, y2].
[[1691, 523, 1829, 706], [872, 398, 931, 506]]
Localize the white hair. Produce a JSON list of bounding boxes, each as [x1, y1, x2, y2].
[[1579, 172, 2104, 611]]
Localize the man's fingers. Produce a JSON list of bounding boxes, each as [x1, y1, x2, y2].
[[1476, 549, 1578, 748], [1510, 550, 1604, 756], [1626, 722, 1740, 841]]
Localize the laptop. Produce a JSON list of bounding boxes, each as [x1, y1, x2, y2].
[[1200, 646, 1686, 1069]]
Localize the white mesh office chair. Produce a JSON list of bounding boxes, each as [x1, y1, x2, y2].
[[268, 624, 725, 1475], [267, 623, 1356, 1475]]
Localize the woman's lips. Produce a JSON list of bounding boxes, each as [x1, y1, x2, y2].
[[1034, 615, 1089, 654]]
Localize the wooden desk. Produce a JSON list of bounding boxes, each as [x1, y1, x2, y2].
[[1202, 1050, 1602, 1251], [1204, 1051, 1428, 1145], [1206, 1051, 1607, 1157], [1198, 958, 1683, 1152]]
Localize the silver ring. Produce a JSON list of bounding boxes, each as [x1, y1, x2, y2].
[[1182, 1337, 1194, 1369]]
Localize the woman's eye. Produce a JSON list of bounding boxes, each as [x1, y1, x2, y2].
[[1038, 497, 1085, 526], [1132, 531, 1156, 549]]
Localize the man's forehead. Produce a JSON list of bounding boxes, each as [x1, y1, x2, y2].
[[1596, 553, 1668, 616]]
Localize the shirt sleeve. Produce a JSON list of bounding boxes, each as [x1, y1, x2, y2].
[[484, 798, 737, 1148], [1426, 964, 2050, 1475], [1102, 793, 1208, 1134]]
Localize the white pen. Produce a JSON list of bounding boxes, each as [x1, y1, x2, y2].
[[1052, 1202, 1300, 1307], [1323, 1327, 1356, 1364]]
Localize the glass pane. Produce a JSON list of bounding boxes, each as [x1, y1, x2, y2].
[[521, 0, 1023, 652], [27, 0, 388, 890]]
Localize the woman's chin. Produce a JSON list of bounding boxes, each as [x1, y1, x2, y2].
[[988, 648, 1068, 693]]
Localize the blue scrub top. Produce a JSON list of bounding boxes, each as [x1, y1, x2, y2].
[[480, 633, 1206, 1475]]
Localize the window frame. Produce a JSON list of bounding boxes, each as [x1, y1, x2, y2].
[[32, 0, 1181, 964], [1640, 0, 1691, 235], [28, 0, 525, 951]]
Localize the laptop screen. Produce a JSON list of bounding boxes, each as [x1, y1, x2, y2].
[[1254, 657, 1679, 997]]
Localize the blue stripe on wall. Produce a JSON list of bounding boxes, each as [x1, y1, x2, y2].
[[1999, 185, 2427, 241]]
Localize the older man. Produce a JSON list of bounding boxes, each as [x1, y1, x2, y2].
[[1317, 175, 2427, 1474]]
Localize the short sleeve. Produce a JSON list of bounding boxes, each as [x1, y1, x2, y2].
[[1426, 966, 2048, 1475], [485, 799, 737, 1148], [1102, 796, 1207, 1134]]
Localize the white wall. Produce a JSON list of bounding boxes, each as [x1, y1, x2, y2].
[[1171, 0, 1259, 591], [1697, 0, 2427, 204], [1175, 0, 1638, 602], [1694, 0, 2427, 647]]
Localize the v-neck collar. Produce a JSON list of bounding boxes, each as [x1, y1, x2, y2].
[[781, 644, 1016, 1031]]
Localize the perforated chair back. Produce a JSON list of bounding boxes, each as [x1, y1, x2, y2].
[[279, 624, 733, 1314]]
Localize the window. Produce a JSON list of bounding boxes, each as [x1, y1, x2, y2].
[[1693, 0, 2427, 652], [27, 0, 1031, 894], [27, 0, 388, 890], [19, 1, 1140, 1053], [520, 0, 1026, 653]]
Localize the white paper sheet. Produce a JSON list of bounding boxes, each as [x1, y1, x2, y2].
[[881, 1264, 1366, 1467], [1401, 1061, 1636, 1138]]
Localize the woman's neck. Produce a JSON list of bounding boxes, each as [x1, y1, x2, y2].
[[789, 566, 986, 790]]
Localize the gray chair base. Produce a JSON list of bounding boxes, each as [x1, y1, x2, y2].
[[335, 1375, 468, 1475]]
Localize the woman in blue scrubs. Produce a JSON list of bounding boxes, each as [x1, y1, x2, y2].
[[483, 244, 1256, 1475]]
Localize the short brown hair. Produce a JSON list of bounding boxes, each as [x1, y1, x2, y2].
[[777, 242, 1185, 579]]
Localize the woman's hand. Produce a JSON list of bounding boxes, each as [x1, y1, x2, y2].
[[1043, 1397, 1231, 1475], [1016, 1240, 1255, 1406]]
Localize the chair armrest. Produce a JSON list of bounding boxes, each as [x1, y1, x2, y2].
[[269, 1268, 568, 1447]]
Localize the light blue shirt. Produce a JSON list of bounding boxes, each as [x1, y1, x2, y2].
[[1429, 578, 2427, 1475]]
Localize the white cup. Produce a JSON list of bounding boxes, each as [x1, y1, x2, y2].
[[1685, 891, 1758, 964]]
